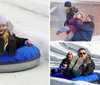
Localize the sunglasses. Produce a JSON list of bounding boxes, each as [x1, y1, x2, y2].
[[79, 52, 86, 55]]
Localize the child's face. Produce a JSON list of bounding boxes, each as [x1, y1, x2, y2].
[[76, 14, 83, 19], [0, 24, 6, 35]]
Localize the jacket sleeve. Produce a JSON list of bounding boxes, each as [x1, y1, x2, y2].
[[82, 61, 95, 76], [59, 59, 64, 68], [13, 34, 28, 48], [73, 22, 94, 31], [68, 18, 76, 25]]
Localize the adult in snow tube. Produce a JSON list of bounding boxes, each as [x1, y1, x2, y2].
[[63, 48, 95, 77], [51, 52, 73, 74], [0, 15, 32, 56]]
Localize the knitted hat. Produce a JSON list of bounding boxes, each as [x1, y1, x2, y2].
[[0, 16, 6, 25], [88, 14, 94, 22], [64, 1, 72, 7]]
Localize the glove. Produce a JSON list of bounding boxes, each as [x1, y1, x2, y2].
[[24, 40, 32, 47]]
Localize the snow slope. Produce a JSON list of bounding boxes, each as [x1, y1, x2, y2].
[[0, 0, 49, 17], [50, 0, 100, 2], [0, 0, 49, 85], [50, 42, 100, 85]]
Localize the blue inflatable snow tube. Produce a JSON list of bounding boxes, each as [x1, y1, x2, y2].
[[0, 45, 41, 72], [0, 45, 40, 63], [51, 67, 100, 83], [51, 72, 100, 83]]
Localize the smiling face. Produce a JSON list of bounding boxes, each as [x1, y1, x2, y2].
[[79, 49, 87, 60], [86, 16, 92, 22], [0, 24, 7, 35]]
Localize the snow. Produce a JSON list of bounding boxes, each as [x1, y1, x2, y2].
[[50, 0, 100, 2], [0, 0, 49, 85], [0, 0, 49, 17], [92, 35, 100, 41], [50, 42, 100, 85]]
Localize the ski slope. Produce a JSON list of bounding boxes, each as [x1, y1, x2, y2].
[[51, 0, 100, 2], [50, 42, 100, 85], [0, 0, 49, 85]]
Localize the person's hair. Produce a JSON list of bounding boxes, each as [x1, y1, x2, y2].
[[66, 52, 73, 58], [78, 48, 86, 55], [3, 29, 9, 44], [74, 12, 84, 20]]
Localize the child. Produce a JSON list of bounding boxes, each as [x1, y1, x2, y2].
[[56, 12, 84, 41], [51, 52, 73, 74], [0, 15, 32, 56]]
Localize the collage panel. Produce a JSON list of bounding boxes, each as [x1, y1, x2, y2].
[[50, 42, 100, 85], [0, 0, 49, 85], [50, 0, 100, 41]]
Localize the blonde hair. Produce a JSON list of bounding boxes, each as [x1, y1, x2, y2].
[[3, 29, 9, 44], [74, 12, 84, 20]]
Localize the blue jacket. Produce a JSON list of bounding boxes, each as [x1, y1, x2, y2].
[[72, 22, 94, 41]]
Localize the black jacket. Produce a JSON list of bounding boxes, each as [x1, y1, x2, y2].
[[59, 58, 70, 68], [64, 6, 78, 26], [6, 34, 28, 51], [81, 56, 95, 76]]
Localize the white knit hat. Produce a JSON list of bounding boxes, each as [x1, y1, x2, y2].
[[0, 16, 6, 25]]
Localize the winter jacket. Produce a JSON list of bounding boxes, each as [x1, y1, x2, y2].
[[68, 18, 83, 34], [64, 6, 78, 26], [80, 56, 95, 76], [6, 34, 28, 51], [59, 58, 70, 69], [72, 21, 94, 41]]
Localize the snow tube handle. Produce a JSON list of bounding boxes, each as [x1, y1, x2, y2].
[[27, 44, 33, 47]]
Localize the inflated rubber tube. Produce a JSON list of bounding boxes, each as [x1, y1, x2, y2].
[[72, 73, 99, 82], [51, 72, 100, 83], [0, 45, 41, 72]]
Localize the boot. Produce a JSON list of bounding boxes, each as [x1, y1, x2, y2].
[[72, 57, 83, 72], [69, 55, 79, 69]]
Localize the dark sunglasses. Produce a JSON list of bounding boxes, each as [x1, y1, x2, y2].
[[79, 52, 86, 55]]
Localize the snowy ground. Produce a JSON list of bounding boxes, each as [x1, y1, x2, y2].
[[0, 0, 49, 85], [50, 0, 100, 2], [50, 42, 100, 85]]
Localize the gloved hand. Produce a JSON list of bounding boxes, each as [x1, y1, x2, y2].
[[24, 40, 32, 47]]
